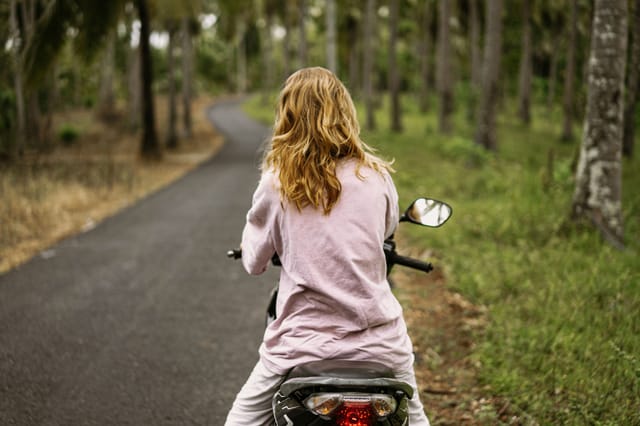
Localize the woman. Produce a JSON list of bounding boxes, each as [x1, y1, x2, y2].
[[225, 67, 430, 426]]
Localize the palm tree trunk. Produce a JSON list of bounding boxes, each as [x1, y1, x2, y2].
[[181, 17, 193, 139], [283, 0, 293, 78], [363, 0, 377, 131], [166, 24, 178, 149], [127, 43, 141, 130], [474, 0, 503, 150], [260, 10, 274, 105], [470, 0, 482, 90], [98, 31, 117, 119], [20, 0, 43, 149], [388, 0, 402, 132], [547, 44, 559, 112], [236, 18, 247, 93], [571, 0, 627, 248], [346, 12, 359, 95], [468, 0, 481, 122], [417, 1, 432, 113], [436, 0, 453, 133], [9, 0, 25, 156], [136, 0, 161, 159], [561, 0, 578, 142], [517, 0, 533, 125], [623, 0, 640, 157], [298, 0, 308, 68], [326, 0, 337, 73]]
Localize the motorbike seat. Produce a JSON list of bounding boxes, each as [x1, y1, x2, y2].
[[279, 360, 414, 398]]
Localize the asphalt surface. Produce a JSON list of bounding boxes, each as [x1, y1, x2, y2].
[[0, 99, 279, 425]]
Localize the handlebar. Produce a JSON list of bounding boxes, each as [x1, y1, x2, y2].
[[228, 241, 432, 274], [227, 249, 281, 266], [386, 252, 433, 273]]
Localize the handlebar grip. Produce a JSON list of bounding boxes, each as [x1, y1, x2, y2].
[[391, 253, 433, 273], [227, 249, 242, 259], [226, 249, 281, 267]]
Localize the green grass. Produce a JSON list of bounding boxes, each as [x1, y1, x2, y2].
[[244, 93, 640, 425]]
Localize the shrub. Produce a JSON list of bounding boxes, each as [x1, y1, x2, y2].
[[58, 124, 80, 146]]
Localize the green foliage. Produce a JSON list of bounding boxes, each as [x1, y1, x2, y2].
[[244, 92, 640, 424], [58, 124, 80, 146]]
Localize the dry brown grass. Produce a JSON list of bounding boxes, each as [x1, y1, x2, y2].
[[0, 95, 223, 274]]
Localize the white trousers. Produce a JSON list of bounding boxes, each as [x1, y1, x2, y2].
[[224, 359, 430, 426]]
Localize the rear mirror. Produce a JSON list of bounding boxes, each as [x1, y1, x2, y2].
[[401, 198, 452, 227]]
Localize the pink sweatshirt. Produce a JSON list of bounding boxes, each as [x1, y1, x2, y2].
[[241, 158, 415, 375]]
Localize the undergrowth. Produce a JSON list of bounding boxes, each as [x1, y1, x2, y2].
[[244, 93, 640, 425]]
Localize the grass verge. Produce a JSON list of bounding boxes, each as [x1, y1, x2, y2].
[[0, 96, 222, 274]]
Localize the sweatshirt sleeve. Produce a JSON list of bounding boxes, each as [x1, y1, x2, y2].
[[383, 171, 400, 239], [241, 172, 279, 275]]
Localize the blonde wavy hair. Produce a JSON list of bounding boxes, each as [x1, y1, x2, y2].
[[263, 67, 392, 214]]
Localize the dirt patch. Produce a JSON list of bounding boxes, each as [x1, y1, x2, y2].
[[393, 242, 503, 425]]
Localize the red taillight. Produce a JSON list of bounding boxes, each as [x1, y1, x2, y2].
[[334, 401, 375, 426]]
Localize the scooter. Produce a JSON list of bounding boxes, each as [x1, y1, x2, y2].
[[228, 197, 452, 426]]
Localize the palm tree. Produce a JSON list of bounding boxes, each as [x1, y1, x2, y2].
[[571, 0, 628, 248], [363, 0, 377, 131], [474, 0, 504, 150], [182, 17, 195, 139], [326, 0, 337, 73], [8, 0, 25, 156], [436, 0, 454, 133], [561, 0, 578, 142], [388, 0, 402, 132], [136, 0, 161, 158], [417, 0, 433, 114], [517, 0, 533, 125], [623, 0, 640, 158]]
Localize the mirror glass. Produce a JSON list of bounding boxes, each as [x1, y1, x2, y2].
[[405, 198, 452, 227]]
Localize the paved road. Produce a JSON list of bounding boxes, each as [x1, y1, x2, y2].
[[0, 99, 279, 425]]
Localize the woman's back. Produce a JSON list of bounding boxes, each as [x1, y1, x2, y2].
[[242, 159, 414, 376]]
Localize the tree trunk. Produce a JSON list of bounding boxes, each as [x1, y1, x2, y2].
[[436, 0, 453, 133], [388, 0, 402, 132], [127, 44, 141, 130], [474, 0, 503, 150], [561, 0, 578, 142], [166, 24, 178, 149], [547, 43, 559, 112], [236, 18, 247, 93], [20, 0, 43, 150], [470, 0, 482, 90], [623, 0, 640, 157], [326, 0, 337, 73], [181, 17, 193, 139], [261, 12, 275, 105], [346, 12, 359, 95], [517, 0, 533, 125], [571, 0, 627, 248], [97, 31, 117, 119], [363, 0, 377, 131], [418, 1, 432, 113], [298, 0, 308, 68], [9, 0, 25, 156], [283, 1, 292, 78], [136, 0, 161, 159], [468, 0, 482, 122]]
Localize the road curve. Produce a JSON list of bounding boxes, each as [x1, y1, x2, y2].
[[0, 99, 279, 425]]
